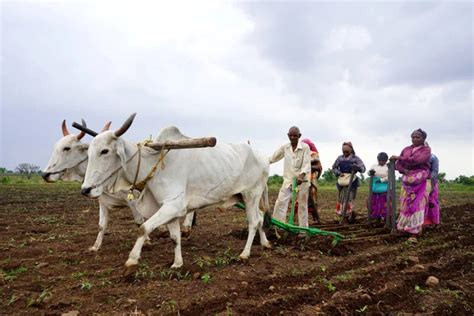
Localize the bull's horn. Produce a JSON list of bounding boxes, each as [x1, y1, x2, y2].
[[76, 119, 87, 140], [62, 120, 70, 136], [72, 120, 98, 137], [114, 113, 137, 137], [101, 121, 112, 133]]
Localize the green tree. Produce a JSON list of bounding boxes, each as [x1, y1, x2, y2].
[[436, 172, 447, 183], [267, 174, 283, 187], [15, 163, 41, 179], [454, 175, 474, 185], [321, 168, 336, 183]]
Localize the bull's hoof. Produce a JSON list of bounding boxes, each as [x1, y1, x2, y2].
[[170, 262, 183, 269], [88, 246, 99, 252], [181, 229, 191, 239], [123, 263, 138, 277], [239, 253, 249, 261], [262, 242, 272, 249]]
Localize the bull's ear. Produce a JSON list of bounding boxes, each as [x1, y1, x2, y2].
[[115, 138, 128, 168]]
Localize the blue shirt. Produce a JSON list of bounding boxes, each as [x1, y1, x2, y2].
[[430, 154, 439, 179]]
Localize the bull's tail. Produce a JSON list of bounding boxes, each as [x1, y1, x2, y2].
[[261, 184, 272, 228]]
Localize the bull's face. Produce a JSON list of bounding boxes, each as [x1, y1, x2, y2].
[[43, 121, 88, 183], [79, 113, 137, 198], [81, 131, 125, 198]]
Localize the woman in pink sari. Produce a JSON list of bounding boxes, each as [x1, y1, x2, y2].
[[391, 129, 431, 242]]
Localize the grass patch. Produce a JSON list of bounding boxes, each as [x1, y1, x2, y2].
[[1, 266, 28, 282], [335, 272, 353, 282], [194, 248, 239, 269], [159, 268, 191, 281], [80, 281, 93, 290], [71, 271, 86, 279], [158, 299, 179, 314], [415, 285, 428, 294], [26, 288, 52, 307], [201, 272, 212, 284], [135, 262, 155, 279], [441, 288, 464, 299]]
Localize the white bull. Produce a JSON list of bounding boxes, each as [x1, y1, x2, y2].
[[81, 113, 271, 271], [43, 120, 195, 251]]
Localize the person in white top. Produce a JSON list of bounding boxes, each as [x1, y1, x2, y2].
[[369, 153, 389, 182], [368, 152, 389, 220], [269, 126, 311, 228]]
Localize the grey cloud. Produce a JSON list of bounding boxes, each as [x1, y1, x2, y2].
[[239, 1, 473, 87], [1, 1, 472, 179], [377, 2, 473, 85]]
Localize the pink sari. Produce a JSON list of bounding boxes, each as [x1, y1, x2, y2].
[[395, 145, 431, 234]]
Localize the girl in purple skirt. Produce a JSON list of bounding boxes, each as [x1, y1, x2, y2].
[[368, 152, 389, 221]]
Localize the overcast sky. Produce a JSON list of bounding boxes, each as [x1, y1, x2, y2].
[[1, 0, 473, 179]]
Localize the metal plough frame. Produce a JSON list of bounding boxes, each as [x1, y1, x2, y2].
[[235, 177, 344, 245]]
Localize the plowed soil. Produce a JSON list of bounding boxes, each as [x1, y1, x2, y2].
[[1, 184, 473, 315]]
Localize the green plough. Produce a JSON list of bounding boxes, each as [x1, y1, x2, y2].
[[235, 177, 344, 245]]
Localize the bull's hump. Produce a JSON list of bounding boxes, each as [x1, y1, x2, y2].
[[154, 126, 191, 142]]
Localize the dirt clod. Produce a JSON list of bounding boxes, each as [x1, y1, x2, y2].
[[408, 256, 420, 264], [425, 276, 439, 287]]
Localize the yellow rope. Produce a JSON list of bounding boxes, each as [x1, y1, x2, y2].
[[127, 140, 168, 200]]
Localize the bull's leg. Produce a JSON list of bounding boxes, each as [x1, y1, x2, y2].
[[256, 182, 271, 249], [257, 210, 271, 249], [155, 225, 169, 238], [181, 211, 194, 238], [125, 202, 184, 269], [167, 218, 183, 268], [89, 203, 109, 251], [240, 196, 260, 260], [128, 200, 151, 243], [129, 202, 146, 225]]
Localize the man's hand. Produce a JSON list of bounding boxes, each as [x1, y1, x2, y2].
[[350, 164, 359, 172], [296, 173, 305, 185]]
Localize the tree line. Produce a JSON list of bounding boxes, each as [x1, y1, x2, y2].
[[0, 163, 41, 179], [268, 169, 474, 187], [1, 164, 473, 185]]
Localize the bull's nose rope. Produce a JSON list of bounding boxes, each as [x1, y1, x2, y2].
[[127, 141, 169, 200], [46, 156, 88, 176]]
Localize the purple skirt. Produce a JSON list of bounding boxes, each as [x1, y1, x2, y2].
[[370, 193, 387, 219], [425, 179, 440, 225]]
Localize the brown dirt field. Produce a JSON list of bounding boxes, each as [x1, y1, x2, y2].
[[1, 184, 473, 315]]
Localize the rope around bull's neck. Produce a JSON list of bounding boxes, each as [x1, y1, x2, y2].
[[127, 141, 169, 200], [47, 156, 88, 175], [88, 141, 168, 198]]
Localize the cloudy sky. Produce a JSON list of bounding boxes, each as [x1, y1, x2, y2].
[[1, 0, 473, 179]]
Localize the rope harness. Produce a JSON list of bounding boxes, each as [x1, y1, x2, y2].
[[86, 140, 169, 199], [127, 141, 169, 200], [46, 156, 88, 175]]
